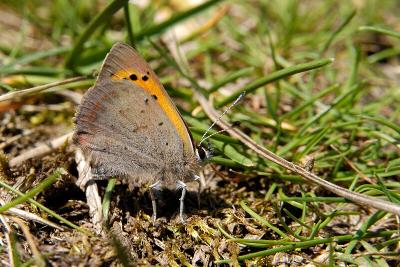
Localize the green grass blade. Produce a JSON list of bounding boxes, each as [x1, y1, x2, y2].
[[208, 156, 238, 167], [295, 127, 330, 161], [0, 175, 92, 235], [321, 10, 356, 53], [210, 139, 254, 167], [135, 0, 223, 41], [218, 230, 397, 264], [298, 83, 361, 135], [1, 46, 70, 70], [240, 201, 287, 238], [359, 26, 400, 39], [361, 115, 400, 135], [0, 67, 70, 76], [65, 0, 129, 68], [216, 58, 334, 108], [208, 67, 254, 93], [282, 83, 339, 119], [0, 169, 61, 213], [102, 178, 117, 225], [123, 2, 135, 46], [344, 210, 387, 254], [8, 232, 23, 267]]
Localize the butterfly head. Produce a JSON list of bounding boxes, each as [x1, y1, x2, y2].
[[195, 142, 213, 162]]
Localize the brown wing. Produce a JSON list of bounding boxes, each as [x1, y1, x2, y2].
[[73, 80, 187, 183], [96, 43, 195, 156]]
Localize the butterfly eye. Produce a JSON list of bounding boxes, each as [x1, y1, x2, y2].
[[196, 146, 210, 161], [198, 147, 206, 160]]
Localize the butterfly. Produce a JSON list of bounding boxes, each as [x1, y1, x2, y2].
[[73, 43, 209, 222]]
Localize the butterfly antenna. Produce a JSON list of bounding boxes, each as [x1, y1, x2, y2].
[[199, 92, 246, 147], [199, 122, 241, 146]]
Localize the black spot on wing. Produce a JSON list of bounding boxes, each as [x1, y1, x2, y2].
[[158, 122, 163, 126], [130, 74, 138, 80], [142, 75, 148, 81], [152, 94, 158, 100], [76, 130, 90, 135]]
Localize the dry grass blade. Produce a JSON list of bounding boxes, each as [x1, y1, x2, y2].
[[5, 208, 63, 230], [179, 5, 228, 43], [5, 229, 21, 267], [195, 91, 400, 216], [0, 130, 32, 150], [0, 197, 63, 230], [0, 76, 87, 102], [9, 132, 73, 167], [11, 217, 46, 266], [75, 149, 103, 233]]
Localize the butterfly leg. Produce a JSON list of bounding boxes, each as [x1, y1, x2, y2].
[[149, 181, 161, 223], [194, 175, 202, 208], [177, 180, 187, 223]]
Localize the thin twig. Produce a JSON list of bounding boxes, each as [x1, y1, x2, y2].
[[194, 90, 400, 216]]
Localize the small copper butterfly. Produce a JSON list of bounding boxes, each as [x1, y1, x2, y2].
[[73, 43, 207, 222]]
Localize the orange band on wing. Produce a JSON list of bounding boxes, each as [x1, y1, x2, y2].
[[111, 69, 192, 153]]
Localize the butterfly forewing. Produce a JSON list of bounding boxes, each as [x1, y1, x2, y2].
[[74, 80, 186, 183], [96, 43, 195, 155]]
